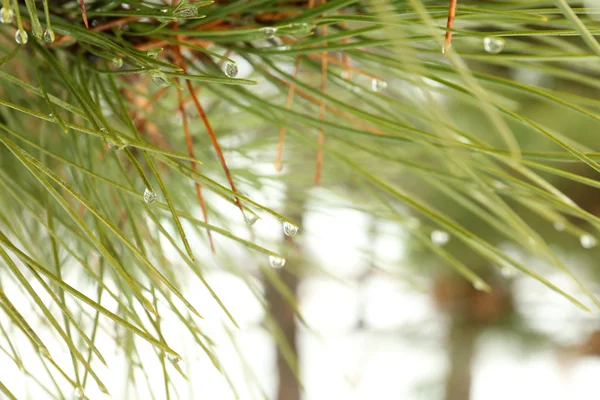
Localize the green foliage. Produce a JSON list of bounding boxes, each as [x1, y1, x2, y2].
[[1, 0, 600, 397]]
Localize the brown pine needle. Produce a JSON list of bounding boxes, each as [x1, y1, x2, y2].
[[314, 15, 328, 185], [274, 56, 302, 172], [170, 17, 216, 252], [168, 39, 245, 215], [135, 38, 211, 52], [80, 0, 89, 29], [444, 0, 457, 55], [52, 16, 140, 45], [176, 85, 216, 253], [341, 21, 351, 79], [92, 16, 140, 32], [266, 69, 384, 136], [187, 80, 245, 214], [193, 19, 225, 31]]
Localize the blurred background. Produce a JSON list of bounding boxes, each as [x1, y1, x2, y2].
[[2, 1, 600, 399]]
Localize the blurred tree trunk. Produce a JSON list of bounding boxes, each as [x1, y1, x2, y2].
[[444, 321, 478, 400], [266, 263, 300, 400], [434, 271, 513, 400], [265, 197, 304, 400]]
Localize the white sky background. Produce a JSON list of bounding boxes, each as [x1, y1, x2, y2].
[[2, 201, 600, 400]]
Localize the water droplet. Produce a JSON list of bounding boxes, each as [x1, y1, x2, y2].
[[174, 7, 195, 18], [430, 230, 450, 246], [112, 57, 123, 68], [261, 27, 277, 39], [283, 222, 298, 237], [580, 234, 597, 249], [143, 188, 157, 204], [483, 37, 505, 54], [224, 61, 238, 78], [43, 28, 55, 43], [268, 255, 286, 268], [166, 353, 182, 364], [15, 29, 28, 44], [147, 48, 162, 59], [151, 70, 171, 87], [473, 280, 487, 291], [244, 214, 259, 226], [553, 221, 565, 231], [458, 135, 472, 144], [73, 387, 84, 399], [0, 7, 13, 24], [48, 113, 54, 119], [371, 79, 387, 92]]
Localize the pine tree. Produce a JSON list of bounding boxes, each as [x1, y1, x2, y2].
[[1, 0, 600, 398]]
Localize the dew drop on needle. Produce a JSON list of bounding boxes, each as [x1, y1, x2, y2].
[[261, 27, 277, 39], [580, 234, 596, 249], [43, 28, 55, 43], [430, 230, 449, 246], [174, 7, 194, 18], [283, 222, 299, 237], [166, 353, 182, 364], [0, 7, 13, 24], [371, 79, 387, 92], [483, 37, 505, 54], [269, 255, 286, 268], [15, 29, 28, 44], [224, 61, 238, 78], [143, 188, 157, 204], [151, 70, 171, 87]]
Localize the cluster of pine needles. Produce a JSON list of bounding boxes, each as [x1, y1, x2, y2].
[[1, 0, 600, 398]]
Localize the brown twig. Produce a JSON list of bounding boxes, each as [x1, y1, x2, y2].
[[444, 0, 457, 55], [266, 67, 385, 136], [170, 17, 217, 252], [274, 57, 301, 172], [52, 16, 141, 45], [186, 80, 245, 214], [79, 0, 89, 29], [314, 1, 328, 185], [341, 20, 351, 79], [175, 81, 216, 252]]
